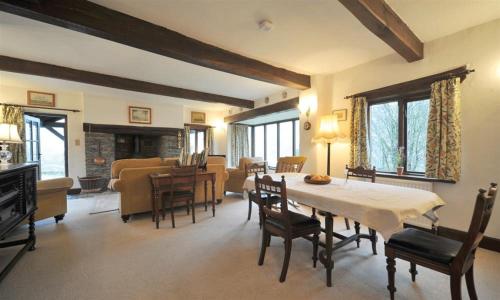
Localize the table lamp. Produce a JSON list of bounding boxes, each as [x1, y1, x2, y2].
[[0, 123, 22, 165], [312, 115, 345, 176]]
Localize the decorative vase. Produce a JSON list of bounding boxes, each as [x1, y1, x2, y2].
[[396, 166, 404, 176]]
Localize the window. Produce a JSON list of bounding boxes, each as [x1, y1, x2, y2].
[[248, 118, 299, 168], [189, 129, 206, 153], [368, 97, 430, 174]]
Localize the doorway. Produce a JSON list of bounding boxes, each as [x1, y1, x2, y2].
[[24, 113, 68, 180]]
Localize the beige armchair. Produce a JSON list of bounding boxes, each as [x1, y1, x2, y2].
[[225, 157, 264, 193], [36, 177, 74, 223]]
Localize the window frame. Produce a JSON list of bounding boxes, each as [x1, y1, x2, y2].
[[190, 129, 206, 153], [247, 117, 300, 168], [368, 91, 430, 176]]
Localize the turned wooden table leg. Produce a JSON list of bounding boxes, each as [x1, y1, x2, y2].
[[211, 176, 216, 217], [204, 180, 208, 211], [324, 212, 334, 287]]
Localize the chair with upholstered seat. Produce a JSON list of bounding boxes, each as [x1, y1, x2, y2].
[[385, 182, 497, 300], [256, 174, 321, 282], [275, 156, 307, 173], [246, 162, 280, 227]]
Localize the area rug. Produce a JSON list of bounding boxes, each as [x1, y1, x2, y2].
[[89, 191, 120, 215]]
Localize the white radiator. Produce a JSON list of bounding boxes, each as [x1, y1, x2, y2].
[[376, 177, 435, 229]]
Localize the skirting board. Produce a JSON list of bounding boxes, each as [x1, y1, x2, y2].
[[403, 223, 500, 253]]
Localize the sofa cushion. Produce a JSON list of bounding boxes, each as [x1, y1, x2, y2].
[[238, 157, 263, 170], [111, 157, 162, 178]]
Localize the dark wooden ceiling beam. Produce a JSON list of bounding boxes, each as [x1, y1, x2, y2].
[[83, 123, 180, 136], [0, 0, 311, 90], [0, 55, 254, 108], [224, 97, 299, 123], [338, 0, 423, 62]]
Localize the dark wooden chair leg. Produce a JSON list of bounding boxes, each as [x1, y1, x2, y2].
[[344, 218, 350, 230], [386, 257, 397, 300], [258, 204, 263, 229], [191, 198, 196, 224], [170, 199, 175, 228], [355, 221, 361, 248], [186, 202, 190, 215], [450, 274, 462, 300], [161, 197, 166, 220], [258, 229, 269, 266], [312, 233, 319, 268], [465, 265, 477, 300], [369, 228, 378, 255], [311, 207, 317, 219], [409, 262, 418, 282], [248, 198, 252, 221], [279, 239, 292, 282], [204, 181, 208, 211]]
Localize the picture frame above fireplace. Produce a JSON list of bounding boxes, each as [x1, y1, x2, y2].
[[129, 106, 152, 124], [191, 111, 206, 124]]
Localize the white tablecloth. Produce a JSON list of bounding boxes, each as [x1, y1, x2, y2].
[[243, 173, 445, 240]]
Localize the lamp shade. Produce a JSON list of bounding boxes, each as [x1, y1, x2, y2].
[[312, 115, 345, 143], [0, 123, 22, 143]]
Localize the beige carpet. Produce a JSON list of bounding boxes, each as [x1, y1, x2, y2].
[[1, 193, 499, 300]]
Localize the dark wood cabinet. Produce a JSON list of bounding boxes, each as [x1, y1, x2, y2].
[[0, 164, 37, 283]]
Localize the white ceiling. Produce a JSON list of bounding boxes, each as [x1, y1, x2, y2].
[[2, 1, 500, 109]]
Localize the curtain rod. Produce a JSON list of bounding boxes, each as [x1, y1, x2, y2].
[[0, 102, 80, 112], [344, 68, 475, 100]]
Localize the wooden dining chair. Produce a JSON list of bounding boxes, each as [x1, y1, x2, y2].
[[246, 162, 279, 227], [162, 165, 197, 228], [345, 165, 378, 253], [275, 156, 307, 173], [256, 174, 321, 282], [385, 182, 497, 300]]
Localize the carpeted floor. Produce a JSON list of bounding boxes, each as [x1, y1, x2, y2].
[[1, 193, 499, 300]]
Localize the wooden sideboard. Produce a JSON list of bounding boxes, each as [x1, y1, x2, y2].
[[0, 163, 37, 283]]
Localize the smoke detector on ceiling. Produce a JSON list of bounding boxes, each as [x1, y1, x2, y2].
[[258, 19, 274, 32]]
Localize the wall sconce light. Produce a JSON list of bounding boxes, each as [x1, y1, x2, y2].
[[298, 97, 313, 131]]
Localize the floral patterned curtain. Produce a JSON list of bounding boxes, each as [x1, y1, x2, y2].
[[349, 97, 369, 168], [0, 105, 25, 164], [181, 125, 190, 165], [229, 124, 249, 167], [207, 127, 215, 155], [426, 78, 461, 181]]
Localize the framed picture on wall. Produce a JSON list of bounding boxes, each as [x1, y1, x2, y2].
[[191, 111, 206, 124], [332, 109, 348, 121], [129, 106, 152, 124], [27, 91, 56, 107]]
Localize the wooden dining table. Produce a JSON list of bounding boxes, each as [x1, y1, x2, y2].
[[243, 173, 445, 287], [150, 171, 216, 229]]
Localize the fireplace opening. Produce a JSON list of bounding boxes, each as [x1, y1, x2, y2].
[[115, 134, 160, 159]]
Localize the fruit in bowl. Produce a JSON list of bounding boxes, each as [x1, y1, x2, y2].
[[304, 174, 331, 184]]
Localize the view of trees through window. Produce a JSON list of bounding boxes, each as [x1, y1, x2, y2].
[[369, 98, 429, 173]]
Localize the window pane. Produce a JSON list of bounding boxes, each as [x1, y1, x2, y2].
[[254, 126, 264, 159], [406, 99, 430, 172], [189, 131, 196, 153], [248, 129, 252, 155], [279, 121, 293, 157], [294, 120, 300, 155], [197, 131, 205, 153], [266, 124, 277, 167], [369, 101, 399, 172]]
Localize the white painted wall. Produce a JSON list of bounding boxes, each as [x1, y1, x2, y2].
[[0, 84, 86, 187], [300, 19, 500, 238]]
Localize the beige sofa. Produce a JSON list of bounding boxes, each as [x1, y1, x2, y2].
[[36, 177, 74, 223], [225, 157, 264, 193], [109, 156, 228, 222]]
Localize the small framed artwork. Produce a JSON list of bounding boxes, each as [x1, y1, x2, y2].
[[129, 106, 152, 124], [191, 111, 206, 124], [332, 109, 348, 121], [27, 91, 56, 107]]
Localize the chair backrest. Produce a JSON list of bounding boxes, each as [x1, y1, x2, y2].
[[346, 165, 376, 183], [276, 156, 307, 173], [169, 165, 197, 193], [255, 174, 290, 230], [455, 183, 497, 267], [245, 161, 267, 177]]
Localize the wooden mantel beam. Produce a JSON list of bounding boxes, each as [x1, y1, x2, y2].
[[0, 55, 255, 108], [338, 0, 423, 62], [0, 0, 311, 90]]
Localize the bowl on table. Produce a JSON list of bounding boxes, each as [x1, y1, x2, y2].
[[304, 174, 331, 185]]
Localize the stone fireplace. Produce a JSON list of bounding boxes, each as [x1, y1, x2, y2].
[[84, 123, 182, 179]]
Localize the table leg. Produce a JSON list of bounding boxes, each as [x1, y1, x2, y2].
[[322, 212, 334, 287], [211, 176, 216, 217], [154, 188, 160, 229], [151, 186, 156, 222], [204, 180, 208, 212], [28, 213, 36, 251]]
